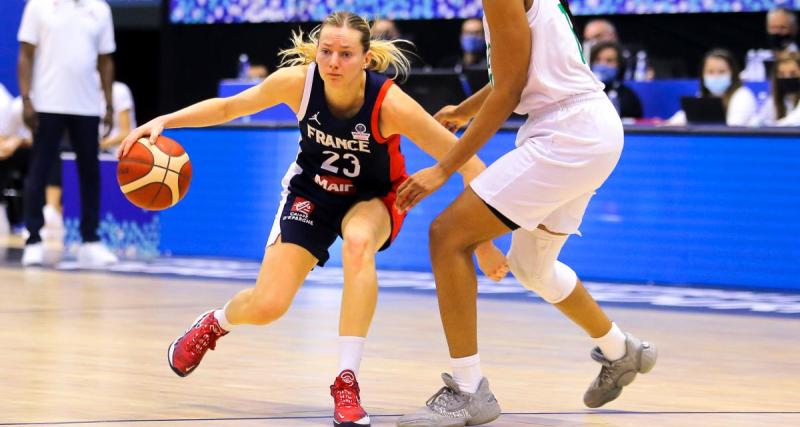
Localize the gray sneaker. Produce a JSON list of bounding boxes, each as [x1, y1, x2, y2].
[[584, 333, 657, 408], [396, 373, 501, 427]]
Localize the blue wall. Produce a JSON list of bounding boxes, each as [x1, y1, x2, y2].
[[161, 127, 800, 291], [0, 0, 25, 94]]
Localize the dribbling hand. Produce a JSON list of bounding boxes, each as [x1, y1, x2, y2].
[[119, 117, 167, 159]]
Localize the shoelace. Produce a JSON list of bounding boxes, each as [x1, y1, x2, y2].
[[426, 386, 466, 411], [186, 322, 222, 354], [330, 381, 361, 408]]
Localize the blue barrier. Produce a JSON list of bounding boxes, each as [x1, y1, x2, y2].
[[220, 79, 772, 121], [159, 126, 800, 291]]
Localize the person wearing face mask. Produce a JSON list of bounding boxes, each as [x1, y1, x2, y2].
[[766, 8, 798, 56], [438, 18, 487, 70], [668, 49, 757, 126], [752, 52, 800, 126], [589, 41, 643, 119]]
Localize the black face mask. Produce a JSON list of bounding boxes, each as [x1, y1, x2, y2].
[[776, 77, 800, 93], [768, 33, 795, 50]]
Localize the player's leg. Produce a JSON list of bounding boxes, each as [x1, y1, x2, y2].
[[167, 236, 318, 377], [168, 191, 331, 377], [398, 187, 508, 427], [329, 198, 391, 427]]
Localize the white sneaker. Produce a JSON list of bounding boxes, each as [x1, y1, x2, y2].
[[0, 204, 9, 236], [78, 242, 119, 268], [41, 205, 65, 244], [22, 243, 44, 266]]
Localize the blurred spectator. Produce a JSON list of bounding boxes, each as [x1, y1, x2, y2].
[[583, 19, 618, 50], [438, 18, 487, 70], [752, 52, 800, 126], [371, 18, 401, 41], [246, 63, 270, 81], [100, 81, 137, 153], [668, 49, 757, 126], [766, 8, 798, 55], [0, 97, 32, 236], [17, 0, 118, 267], [589, 41, 643, 119]]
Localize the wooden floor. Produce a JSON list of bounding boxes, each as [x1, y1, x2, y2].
[[1, 265, 799, 426]]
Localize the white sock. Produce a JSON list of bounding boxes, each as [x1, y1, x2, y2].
[[213, 302, 235, 332], [593, 322, 627, 361], [451, 354, 482, 394], [338, 336, 366, 376]]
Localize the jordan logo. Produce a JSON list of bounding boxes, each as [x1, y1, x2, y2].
[[309, 112, 321, 125]]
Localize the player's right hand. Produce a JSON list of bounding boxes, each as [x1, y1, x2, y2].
[[434, 104, 470, 133], [119, 117, 167, 159]]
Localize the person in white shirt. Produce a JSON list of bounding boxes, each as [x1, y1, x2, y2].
[[752, 52, 800, 126], [17, 0, 119, 267], [668, 48, 757, 126], [0, 96, 33, 236], [100, 81, 137, 153]]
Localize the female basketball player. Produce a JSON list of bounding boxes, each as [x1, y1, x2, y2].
[[396, 1, 658, 425], [119, 12, 505, 427]]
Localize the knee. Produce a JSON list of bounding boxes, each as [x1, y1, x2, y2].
[[248, 296, 292, 325], [429, 215, 469, 253], [509, 256, 576, 304], [342, 230, 376, 266]]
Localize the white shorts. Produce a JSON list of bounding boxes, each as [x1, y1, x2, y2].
[[471, 92, 623, 235]]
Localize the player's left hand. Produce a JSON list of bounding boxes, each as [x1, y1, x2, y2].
[[475, 241, 510, 282], [396, 164, 450, 212]]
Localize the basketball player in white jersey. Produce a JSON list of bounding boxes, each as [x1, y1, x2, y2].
[[396, 1, 657, 425]]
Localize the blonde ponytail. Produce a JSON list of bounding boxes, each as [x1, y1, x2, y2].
[[278, 27, 320, 67], [366, 38, 412, 80], [278, 11, 414, 80]]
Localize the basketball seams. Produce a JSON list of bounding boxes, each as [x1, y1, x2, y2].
[[118, 136, 190, 210]]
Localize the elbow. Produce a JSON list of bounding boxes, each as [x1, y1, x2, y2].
[[492, 80, 525, 109]]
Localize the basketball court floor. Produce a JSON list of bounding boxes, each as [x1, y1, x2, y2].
[[2, 236, 799, 427]]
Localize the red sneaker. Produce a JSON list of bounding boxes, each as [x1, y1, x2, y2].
[[167, 310, 228, 377], [330, 370, 370, 426]]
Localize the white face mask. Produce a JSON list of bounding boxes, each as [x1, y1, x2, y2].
[[703, 73, 732, 96]]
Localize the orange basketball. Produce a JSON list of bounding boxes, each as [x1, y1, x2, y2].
[[117, 135, 192, 211]]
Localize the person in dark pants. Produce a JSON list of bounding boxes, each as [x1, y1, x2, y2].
[[17, 0, 118, 267]]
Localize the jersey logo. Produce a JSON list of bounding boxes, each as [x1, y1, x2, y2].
[[351, 123, 370, 141], [309, 112, 321, 125], [291, 197, 315, 216], [314, 174, 356, 195]]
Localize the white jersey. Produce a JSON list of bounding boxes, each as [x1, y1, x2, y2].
[[484, 0, 603, 115]]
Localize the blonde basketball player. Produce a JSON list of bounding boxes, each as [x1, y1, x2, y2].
[[395, 1, 657, 425], [119, 12, 504, 427]]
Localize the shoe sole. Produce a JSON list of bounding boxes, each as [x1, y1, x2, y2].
[[333, 421, 370, 427], [167, 310, 214, 377]]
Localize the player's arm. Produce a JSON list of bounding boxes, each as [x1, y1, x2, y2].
[[380, 84, 485, 185], [120, 66, 306, 156], [396, 0, 531, 210], [434, 83, 493, 132]]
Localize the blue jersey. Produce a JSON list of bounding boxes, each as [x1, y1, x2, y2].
[[289, 63, 408, 205]]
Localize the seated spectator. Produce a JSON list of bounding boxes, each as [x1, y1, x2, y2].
[[766, 7, 798, 56], [668, 49, 757, 126], [438, 18, 487, 71], [589, 41, 643, 119], [246, 63, 269, 81], [100, 81, 137, 153], [752, 52, 800, 126], [371, 18, 401, 41], [0, 97, 33, 236]]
